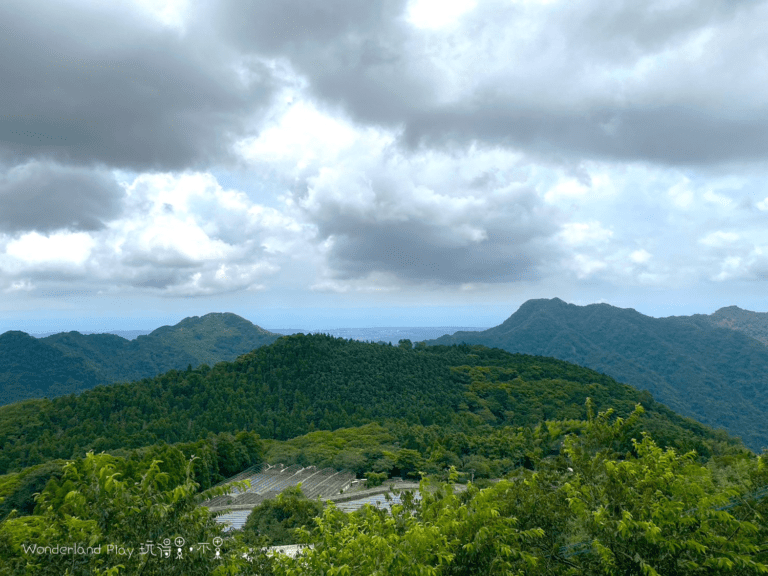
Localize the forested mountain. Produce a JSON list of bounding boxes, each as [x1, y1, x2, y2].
[[0, 334, 746, 476], [680, 305, 768, 346], [0, 313, 281, 406], [2, 334, 765, 575], [426, 298, 768, 451], [0, 331, 102, 405]]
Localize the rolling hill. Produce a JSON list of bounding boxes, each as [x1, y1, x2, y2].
[[426, 298, 768, 452], [0, 334, 746, 475], [0, 313, 281, 406]]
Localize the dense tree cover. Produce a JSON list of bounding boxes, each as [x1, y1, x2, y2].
[[0, 431, 263, 522], [241, 485, 324, 547], [687, 305, 768, 346], [263, 405, 768, 576], [0, 312, 280, 406], [0, 335, 746, 476], [127, 312, 280, 369], [0, 452, 252, 575], [0, 332, 102, 405], [1, 402, 766, 575], [427, 297, 768, 451], [0, 461, 66, 520]]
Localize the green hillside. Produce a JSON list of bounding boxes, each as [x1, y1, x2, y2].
[[136, 312, 280, 367], [0, 313, 281, 406], [1, 334, 764, 575], [682, 305, 768, 346], [426, 298, 768, 451], [0, 334, 746, 475], [0, 332, 102, 405]]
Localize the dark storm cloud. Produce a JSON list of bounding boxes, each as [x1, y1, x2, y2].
[[200, 0, 407, 54], [0, 161, 124, 233], [201, 0, 432, 125], [206, 0, 768, 167], [401, 103, 768, 166], [327, 221, 548, 284], [300, 171, 561, 285], [0, 0, 277, 172]]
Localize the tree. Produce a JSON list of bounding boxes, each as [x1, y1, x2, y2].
[[242, 485, 323, 547], [0, 452, 250, 575], [552, 401, 768, 575]]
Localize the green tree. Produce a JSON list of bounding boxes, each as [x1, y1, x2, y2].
[[550, 401, 768, 575], [242, 485, 324, 547], [394, 449, 424, 480], [268, 472, 543, 576], [0, 452, 249, 575]]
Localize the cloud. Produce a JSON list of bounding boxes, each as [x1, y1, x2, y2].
[[629, 249, 651, 264], [205, 0, 768, 167], [3, 0, 768, 317], [0, 170, 311, 297], [406, 0, 478, 29], [237, 98, 562, 288], [0, 0, 277, 172], [0, 161, 124, 233], [558, 221, 613, 246], [699, 231, 739, 247], [5, 231, 95, 266]]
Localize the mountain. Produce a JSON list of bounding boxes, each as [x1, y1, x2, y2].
[[0, 313, 281, 406], [129, 312, 279, 368], [426, 298, 768, 452], [29, 329, 153, 340], [680, 305, 768, 346], [0, 331, 103, 404], [0, 334, 746, 475]]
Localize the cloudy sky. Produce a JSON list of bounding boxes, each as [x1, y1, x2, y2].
[[1, 0, 767, 333]]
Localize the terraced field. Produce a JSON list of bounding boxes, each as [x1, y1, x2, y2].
[[205, 463, 429, 530]]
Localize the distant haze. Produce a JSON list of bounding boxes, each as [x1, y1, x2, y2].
[[29, 326, 490, 345]]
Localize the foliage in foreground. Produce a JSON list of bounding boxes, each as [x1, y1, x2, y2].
[[263, 403, 768, 576], [1, 402, 766, 575], [0, 452, 253, 576]]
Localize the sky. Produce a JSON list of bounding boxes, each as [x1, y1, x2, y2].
[[1, 0, 768, 333]]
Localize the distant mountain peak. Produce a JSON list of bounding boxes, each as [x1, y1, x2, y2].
[[514, 297, 568, 312], [148, 312, 278, 338]]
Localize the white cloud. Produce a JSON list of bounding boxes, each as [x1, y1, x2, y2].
[[129, 0, 189, 31], [558, 221, 613, 246], [629, 249, 652, 264], [4, 279, 35, 293], [544, 179, 590, 204], [235, 100, 364, 176], [0, 169, 316, 297], [567, 254, 608, 279], [703, 189, 733, 208], [5, 231, 95, 266], [406, 0, 478, 29], [713, 256, 743, 281], [699, 231, 739, 247], [668, 180, 695, 209], [543, 170, 614, 206]]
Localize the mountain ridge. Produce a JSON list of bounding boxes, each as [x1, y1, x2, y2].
[[426, 298, 768, 451], [0, 313, 281, 406], [677, 305, 768, 346], [0, 333, 747, 475]]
